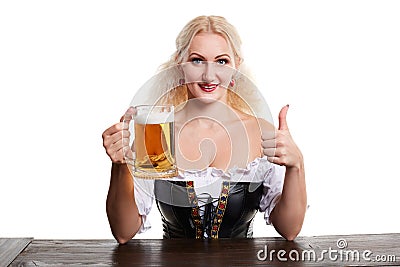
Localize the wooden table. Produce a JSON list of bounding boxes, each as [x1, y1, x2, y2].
[[3, 233, 400, 266]]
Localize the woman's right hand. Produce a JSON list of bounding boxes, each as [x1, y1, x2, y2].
[[102, 107, 135, 164]]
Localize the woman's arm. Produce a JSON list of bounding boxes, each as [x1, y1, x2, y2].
[[262, 105, 307, 240], [103, 108, 142, 244], [106, 163, 142, 244], [269, 163, 306, 241]]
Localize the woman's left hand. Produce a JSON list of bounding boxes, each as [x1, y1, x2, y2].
[[261, 105, 303, 169]]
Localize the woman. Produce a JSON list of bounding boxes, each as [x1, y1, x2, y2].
[[102, 15, 306, 243]]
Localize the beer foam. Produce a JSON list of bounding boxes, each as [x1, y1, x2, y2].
[[135, 111, 174, 124]]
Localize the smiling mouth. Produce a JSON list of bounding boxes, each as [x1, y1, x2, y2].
[[198, 83, 218, 92]]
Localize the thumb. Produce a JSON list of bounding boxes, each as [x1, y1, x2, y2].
[[278, 104, 289, 131], [120, 106, 136, 122]]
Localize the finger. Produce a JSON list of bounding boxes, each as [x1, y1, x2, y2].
[[102, 125, 117, 140], [120, 106, 136, 123], [263, 148, 277, 157], [111, 135, 130, 150], [102, 122, 129, 141], [107, 138, 131, 161], [278, 104, 289, 131], [103, 132, 129, 154], [106, 137, 129, 155], [266, 156, 284, 166], [261, 130, 276, 141], [103, 129, 130, 148], [261, 139, 276, 149]]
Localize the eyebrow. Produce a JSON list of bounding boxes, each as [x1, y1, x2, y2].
[[215, 53, 231, 59], [189, 52, 231, 59]]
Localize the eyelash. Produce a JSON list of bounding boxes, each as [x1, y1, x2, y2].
[[217, 59, 229, 65], [191, 58, 203, 64], [190, 58, 230, 65]]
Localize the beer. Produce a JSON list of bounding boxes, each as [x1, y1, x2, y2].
[[133, 106, 177, 178]]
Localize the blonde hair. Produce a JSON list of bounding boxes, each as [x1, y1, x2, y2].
[[168, 15, 242, 67], [152, 16, 264, 116]]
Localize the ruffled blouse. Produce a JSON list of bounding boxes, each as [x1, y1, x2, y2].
[[133, 156, 285, 234]]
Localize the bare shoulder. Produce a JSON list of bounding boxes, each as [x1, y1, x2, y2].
[[235, 110, 275, 131]]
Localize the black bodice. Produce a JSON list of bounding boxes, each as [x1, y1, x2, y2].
[[154, 180, 264, 239]]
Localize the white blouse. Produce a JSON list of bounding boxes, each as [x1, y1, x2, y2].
[[133, 156, 285, 235]]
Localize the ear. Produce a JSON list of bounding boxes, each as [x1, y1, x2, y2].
[[176, 65, 186, 87]]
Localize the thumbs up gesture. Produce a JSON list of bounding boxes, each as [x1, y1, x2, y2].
[[261, 105, 303, 169]]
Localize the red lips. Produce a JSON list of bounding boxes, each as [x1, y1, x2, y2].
[[198, 83, 218, 92]]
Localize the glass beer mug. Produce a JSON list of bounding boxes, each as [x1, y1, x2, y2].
[[125, 105, 177, 179]]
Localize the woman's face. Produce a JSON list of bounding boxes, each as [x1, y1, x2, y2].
[[183, 32, 236, 103]]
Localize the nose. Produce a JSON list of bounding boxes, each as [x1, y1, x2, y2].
[[202, 62, 216, 82]]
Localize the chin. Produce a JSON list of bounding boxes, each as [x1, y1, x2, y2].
[[194, 96, 221, 104]]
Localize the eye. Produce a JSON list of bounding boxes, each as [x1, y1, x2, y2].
[[191, 58, 203, 64], [217, 59, 228, 65]]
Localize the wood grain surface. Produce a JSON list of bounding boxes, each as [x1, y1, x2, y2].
[[0, 238, 32, 267], [9, 234, 400, 266]]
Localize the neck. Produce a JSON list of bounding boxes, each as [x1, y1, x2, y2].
[[181, 97, 238, 128]]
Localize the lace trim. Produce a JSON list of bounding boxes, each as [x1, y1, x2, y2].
[[172, 157, 273, 182]]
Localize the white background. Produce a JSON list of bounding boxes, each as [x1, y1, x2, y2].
[[1, 0, 399, 239]]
